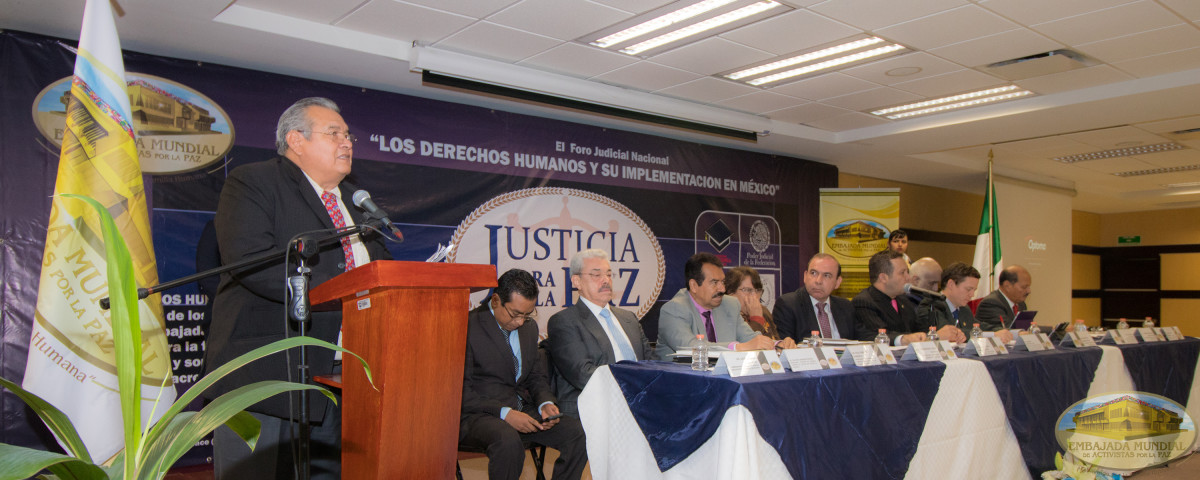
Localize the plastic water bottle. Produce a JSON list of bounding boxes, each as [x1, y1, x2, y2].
[[1028, 322, 1041, 335], [690, 334, 708, 371], [927, 326, 939, 342], [1117, 318, 1129, 330], [970, 323, 983, 339], [1075, 319, 1088, 334], [874, 329, 889, 347], [1143, 316, 1155, 328], [810, 330, 823, 348]]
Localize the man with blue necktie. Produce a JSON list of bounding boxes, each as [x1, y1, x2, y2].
[[545, 249, 657, 418]]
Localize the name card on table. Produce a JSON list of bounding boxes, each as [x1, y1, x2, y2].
[[840, 344, 897, 366], [991, 337, 1011, 354], [962, 337, 1000, 356], [712, 351, 785, 377], [900, 340, 957, 362], [1136, 328, 1163, 343], [1163, 326, 1184, 341], [1059, 331, 1098, 348], [782, 347, 842, 371], [1105, 329, 1138, 345], [1015, 333, 1055, 351]]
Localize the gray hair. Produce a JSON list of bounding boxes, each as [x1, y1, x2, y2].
[[569, 249, 609, 275], [275, 97, 340, 155]]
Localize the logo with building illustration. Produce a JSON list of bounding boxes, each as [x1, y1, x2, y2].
[[825, 219, 890, 258], [33, 73, 234, 174], [1055, 392, 1196, 470]]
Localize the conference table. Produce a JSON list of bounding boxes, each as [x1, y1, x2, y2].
[[578, 338, 1200, 480]]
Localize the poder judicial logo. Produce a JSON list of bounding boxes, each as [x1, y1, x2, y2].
[[33, 73, 234, 174], [448, 187, 666, 331], [1055, 392, 1196, 470]]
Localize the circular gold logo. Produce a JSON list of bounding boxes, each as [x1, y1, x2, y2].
[[1056, 391, 1196, 470]]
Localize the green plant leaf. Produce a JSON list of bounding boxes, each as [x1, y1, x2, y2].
[[1055, 451, 1064, 471], [0, 443, 107, 480], [60, 193, 143, 479], [142, 335, 373, 455], [222, 411, 262, 452], [141, 381, 335, 479], [0, 377, 92, 463]]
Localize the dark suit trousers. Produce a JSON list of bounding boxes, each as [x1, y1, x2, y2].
[[213, 394, 341, 480], [459, 410, 587, 480]]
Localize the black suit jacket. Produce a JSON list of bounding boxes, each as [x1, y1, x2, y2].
[[974, 289, 1026, 332], [544, 301, 655, 416], [852, 286, 925, 342], [461, 305, 555, 420], [202, 157, 391, 420], [772, 288, 858, 341], [916, 297, 976, 330]]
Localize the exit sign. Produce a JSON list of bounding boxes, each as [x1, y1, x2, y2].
[[1118, 235, 1141, 244]]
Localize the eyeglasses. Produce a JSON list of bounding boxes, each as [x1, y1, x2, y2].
[[503, 305, 538, 321], [299, 130, 357, 143], [736, 287, 763, 295]]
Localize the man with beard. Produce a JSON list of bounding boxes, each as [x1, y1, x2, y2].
[[655, 253, 776, 358]]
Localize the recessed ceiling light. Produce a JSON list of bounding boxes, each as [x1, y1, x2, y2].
[[1113, 163, 1200, 177], [1162, 181, 1200, 188], [584, 0, 791, 57], [869, 85, 1033, 119], [721, 36, 909, 86], [885, 67, 922, 77], [1055, 142, 1186, 164]]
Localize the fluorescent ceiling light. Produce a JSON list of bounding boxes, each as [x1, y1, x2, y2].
[[728, 37, 884, 80], [869, 85, 1033, 120], [1161, 181, 1200, 188], [1054, 142, 1186, 164], [720, 36, 909, 86], [746, 44, 905, 85], [584, 0, 790, 57], [1114, 163, 1200, 177]]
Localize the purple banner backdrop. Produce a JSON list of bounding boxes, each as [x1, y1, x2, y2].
[[0, 30, 836, 463]]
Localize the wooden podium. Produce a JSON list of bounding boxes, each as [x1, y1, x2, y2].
[[310, 260, 496, 479]]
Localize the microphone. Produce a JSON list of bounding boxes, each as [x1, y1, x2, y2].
[[351, 189, 404, 242], [905, 284, 945, 300]]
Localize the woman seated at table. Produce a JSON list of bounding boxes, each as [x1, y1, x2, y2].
[[725, 266, 786, 342]]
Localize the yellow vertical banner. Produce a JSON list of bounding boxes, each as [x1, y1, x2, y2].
[[818, 188, 899, 297], [22, 0, 174, 461]]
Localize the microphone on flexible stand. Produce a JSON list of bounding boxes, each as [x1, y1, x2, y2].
[[351, 189, 404, 242], [904, 283, 946, 301]]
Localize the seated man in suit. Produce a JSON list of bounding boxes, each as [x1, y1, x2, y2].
[[854, 250, 963, 344], [460, 269, 587, 480], [773, 253, 861, 341], [545, 249, 656, 418], [655, 253, 776, 358], [975, 265, 1032, 332], [912, 262, 1002, 340]]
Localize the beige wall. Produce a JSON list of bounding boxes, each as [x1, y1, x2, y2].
[[1098, 207, 1200, 247], [1071, 211, 1102, 325]]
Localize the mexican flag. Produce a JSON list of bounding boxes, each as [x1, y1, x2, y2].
[[972, 153, 1002, 299]]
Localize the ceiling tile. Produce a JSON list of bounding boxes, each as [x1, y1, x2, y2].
[[648, 37, 774, 75], [337, 2, 474, 43], [434, 21, 561, 62], [839, 52, 961, 85], [518, 43, 639, 78], [1159, 0, 1200, 22], [1111, 46, 1200, 78], [591, 61, 703, 91], [997, 136, 1094, 157], [1014, 65, 1133, 94], [1138, 149, 1200, 168], [1031, 1, 1182, 46], [487, 0, 631, 41], [655, 77, 760, 103], [807, 0, 970, 31], [715, 91, 807, 114], [766, 102, 850, 124], [766, 72, 879, 100], [804, 111, 892, 131], [977, 0, 1135, 26], [1134, 115, 1200, 134], [1076, 25, 1200, 64], [401, 0, 521, 18], [1065, 126, 1169, 149], [891, 69, 1007, 97], [927, 28, 1062, 67], [589, 0, 676, 14], [876, 5, 1020, 51], [236, 0, 363, 23], [718, 10, 861, 56], [820, 87, 923, 112]]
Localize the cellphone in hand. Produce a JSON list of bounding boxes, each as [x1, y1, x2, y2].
[[541, 413, 564, 422]]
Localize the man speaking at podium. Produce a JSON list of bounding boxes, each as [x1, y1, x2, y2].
[[203, 97, 392, 479]]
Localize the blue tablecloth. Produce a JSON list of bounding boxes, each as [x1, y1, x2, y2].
[[1117, 337, 1200, 406], [610, 360, 945, 479], [974, 348, 1103, 474]]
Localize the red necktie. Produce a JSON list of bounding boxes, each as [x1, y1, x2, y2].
[[320, 191, 355, 271], [1012, 303, 1019, 314], [816, 302, 832, 338]]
